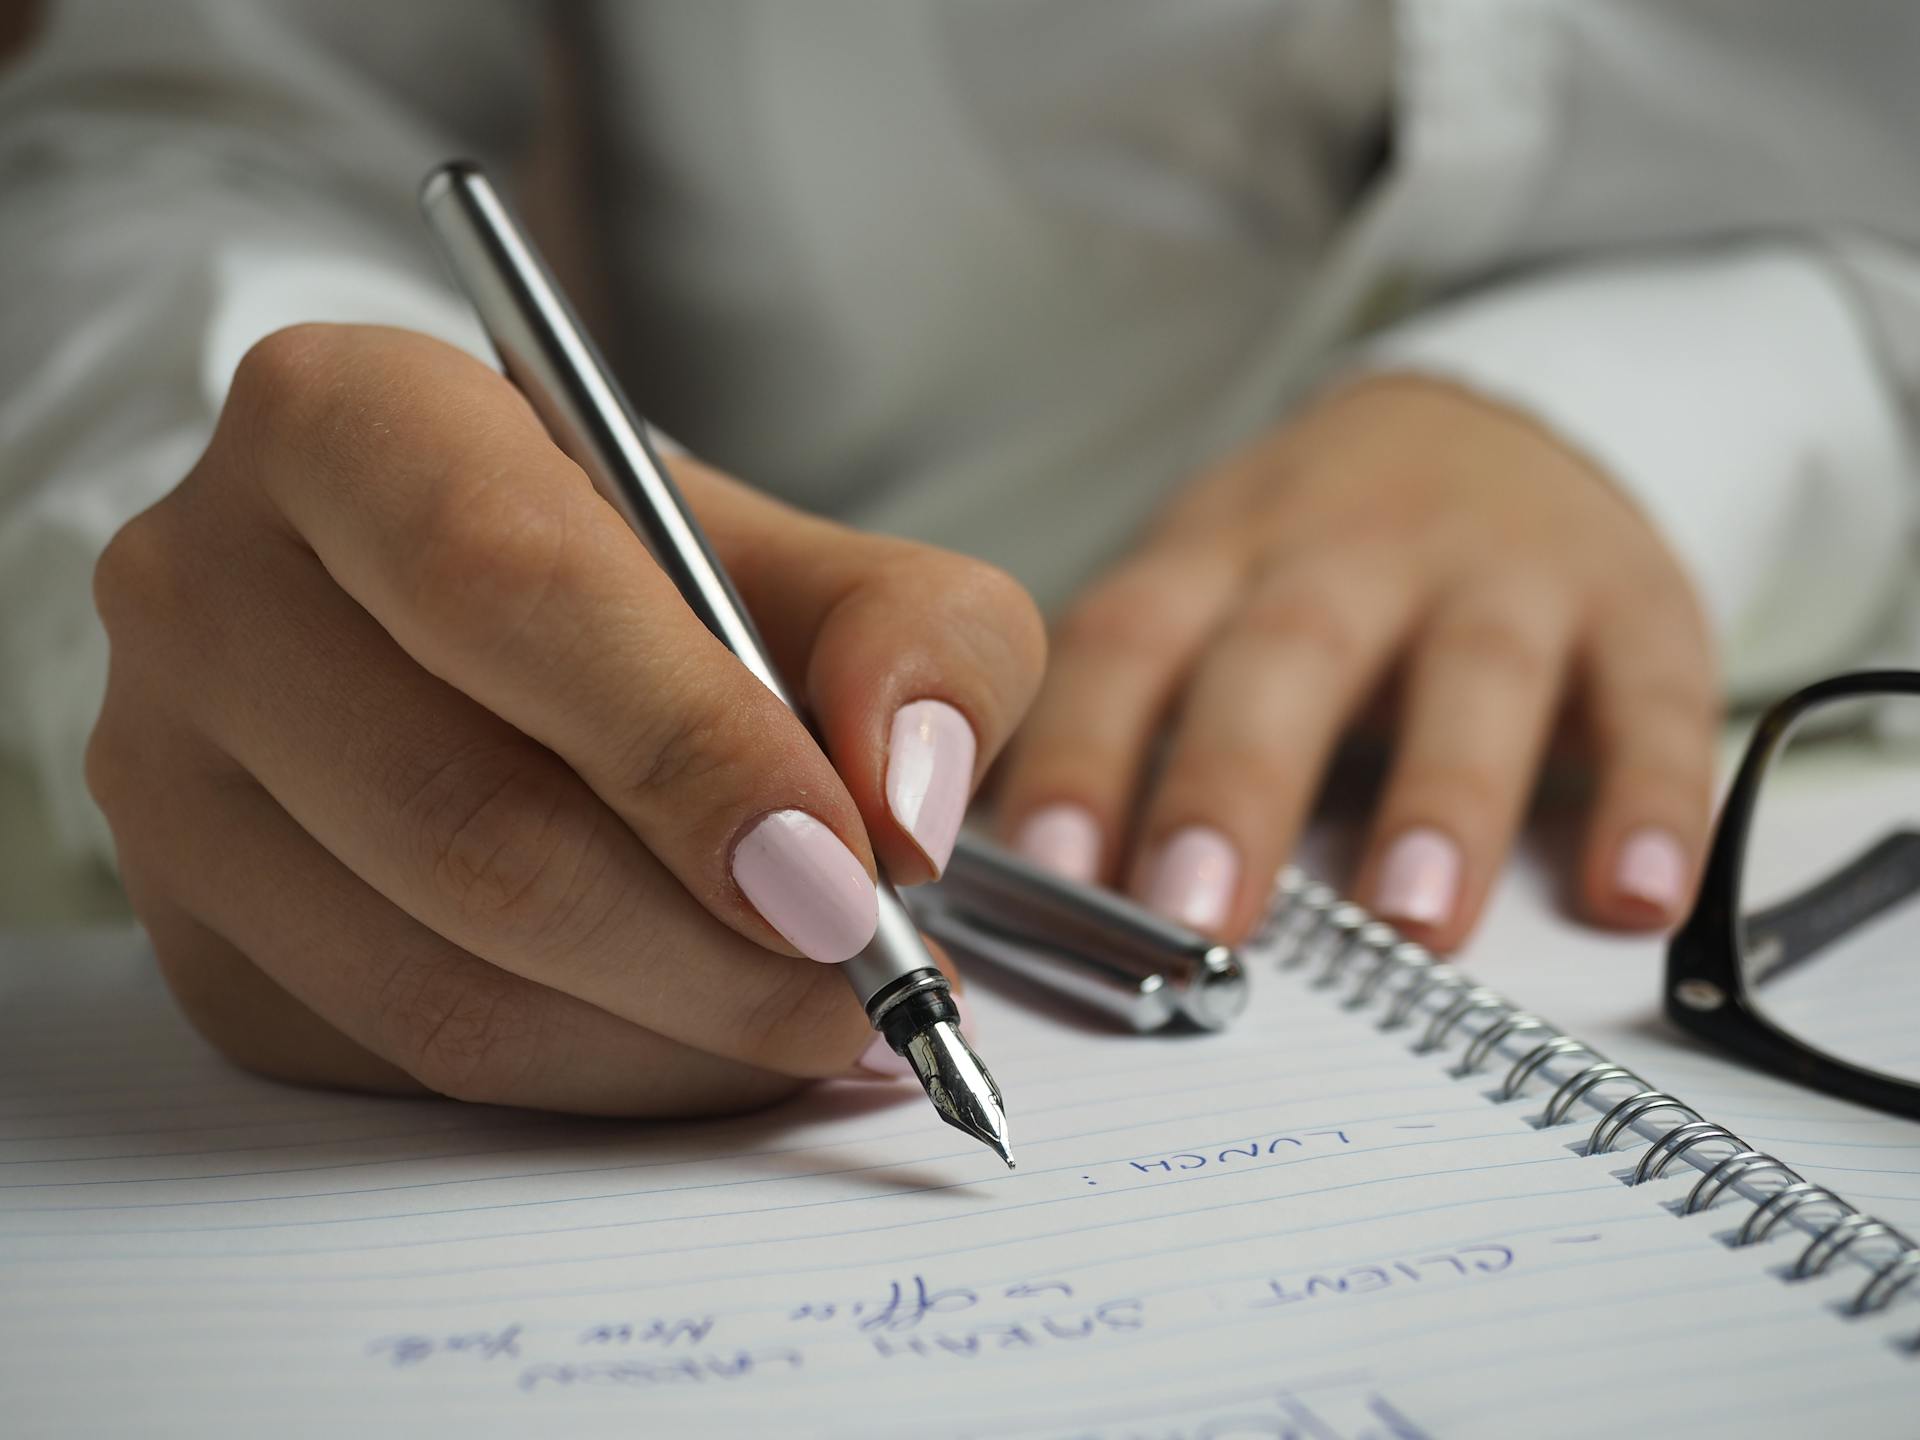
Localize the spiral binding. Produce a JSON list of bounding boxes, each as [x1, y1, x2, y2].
[[1261, 866, 1920, 1341]]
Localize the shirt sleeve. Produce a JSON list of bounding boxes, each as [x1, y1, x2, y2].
[[0, 0, 522, 860], [1353, 243, 1919, 702]]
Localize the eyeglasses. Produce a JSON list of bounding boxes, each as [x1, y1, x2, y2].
[[1667, 670, 1920, 1120]]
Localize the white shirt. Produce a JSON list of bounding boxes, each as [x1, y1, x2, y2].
[[1, 0, 1916, 862]]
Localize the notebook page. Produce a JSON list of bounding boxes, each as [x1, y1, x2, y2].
[[1, 925, 1913, 1440]]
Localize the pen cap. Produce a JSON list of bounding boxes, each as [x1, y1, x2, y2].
[[928, 834, 1249, 1031], [912, 897, 1179, 1034]]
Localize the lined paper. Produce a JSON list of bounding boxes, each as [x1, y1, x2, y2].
[[3, 921, 1915, 1439]]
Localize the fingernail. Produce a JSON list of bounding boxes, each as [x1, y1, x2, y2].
[[731, 810, 878, 964], [1615, 826, 1687, 914], [886, 699, 976, 877], [1375, 827, 1462, 928], [1013, 803, 1102, 884], [1142, 825, 1239, 932], [852, 989, 975, 1080]]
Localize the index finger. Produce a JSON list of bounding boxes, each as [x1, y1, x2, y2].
[[223, 324, 880, 964], [682, 458, 1049, 884]]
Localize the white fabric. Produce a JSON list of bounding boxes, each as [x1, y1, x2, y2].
[[1, 0, 1918, 862], [1363, 247, 1914, 697]]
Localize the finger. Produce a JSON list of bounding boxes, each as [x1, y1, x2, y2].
[[90, 536, 878, 1079], [132, 895, 420, 1096], [119, 763, 823, 1115], [689, 458, 1047, 883], [993, 542, 1249, 885], [1352, 577, 1578, 951], [1575, 588, 1719, 929], [804, 547, 1044, 884], [1128, 548, 1420, 938], [216, 325, 877, 963]]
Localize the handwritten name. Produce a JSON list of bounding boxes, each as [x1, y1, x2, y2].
[[870, 1299, 1144, 1362], [1253, 1243, 1515, 1309]]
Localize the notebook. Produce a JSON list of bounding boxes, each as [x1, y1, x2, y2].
[[4, 878, 1918, 1439]]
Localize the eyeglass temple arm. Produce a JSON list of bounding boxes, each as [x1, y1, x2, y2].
[[1743, 828, 1920, 986]]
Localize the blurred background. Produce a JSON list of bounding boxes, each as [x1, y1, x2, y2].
[[2, 0, 1916, 930], [0, 2, 119, 921]]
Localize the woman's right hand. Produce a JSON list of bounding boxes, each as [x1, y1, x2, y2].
[[87, 324, 1045, 1115]]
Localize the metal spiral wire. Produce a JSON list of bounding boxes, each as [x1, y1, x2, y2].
[[1260, 866, 1920, 1339]]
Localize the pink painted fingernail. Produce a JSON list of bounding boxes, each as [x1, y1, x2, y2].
[[1013, 803, 1101, 884], [1615, 826, 1687, 914], [1142, 825, 1239, 932], [1375, 827, 1462, 928], [731, 810, 877, 964], [887, 699, 976, 877]]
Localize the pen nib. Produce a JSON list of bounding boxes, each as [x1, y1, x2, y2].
[[904, 1019, 1014, 1169]]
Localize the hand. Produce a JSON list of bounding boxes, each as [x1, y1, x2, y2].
[[88, 325, 1044, 1115], [996, 375, 1718, 951]]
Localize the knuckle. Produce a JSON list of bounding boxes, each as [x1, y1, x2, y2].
[[1609, 756, 1713, 813], [1394, 761, 1509, 828], [92, 507, 179, 638], [1196, 747, 1308, 814], [228, 324, 342, 434], [148, 933, 217, 1026], [935, 551, 1038, 627], [404, 468, 576, 646], [1595, 674, 1720, 753], [615, 698, 741, 808], [82, 714, 129, 818], [145, 928, 296, 1086], [1636, 674, 1719, 734], [895, 551, 1048, 714], [734, 962, 867, 1076], [409, 745, 607, 949], [227, 325, 414, 499], [1601, 571, 1711, 653], [1230, 584, 1363, 672], [84, 689, 180, 836], [377, 954, 540, 1103], [1427, 614, 1557, 690], [1055, 567, 1192, 664], [946, 557, 1048, 680]]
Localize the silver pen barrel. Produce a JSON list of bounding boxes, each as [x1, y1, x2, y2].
[[419, 161, 931, 1011], [920, 833, 1249, 1031], [419, 165, 782, 700], [419, 162, 1009, 1164]]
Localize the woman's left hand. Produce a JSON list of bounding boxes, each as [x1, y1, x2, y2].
[[994, 374, 1719, 951]]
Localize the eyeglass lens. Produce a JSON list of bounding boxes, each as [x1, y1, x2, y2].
[[1739, 693, 1920, 1085]]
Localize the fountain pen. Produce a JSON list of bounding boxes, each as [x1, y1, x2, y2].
[[418, 161, 1012, 1167]]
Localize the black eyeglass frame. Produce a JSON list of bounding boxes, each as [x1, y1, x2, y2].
[[1666, 669, 1920, 1121]]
